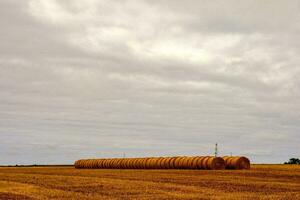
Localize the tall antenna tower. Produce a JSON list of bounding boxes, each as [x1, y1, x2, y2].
[[214, 143, 218, 157]]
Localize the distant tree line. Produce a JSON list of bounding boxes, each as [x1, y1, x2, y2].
[[284, 158, 300, 164]]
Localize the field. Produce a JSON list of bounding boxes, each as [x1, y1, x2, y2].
[[0, 165, 299, 200]]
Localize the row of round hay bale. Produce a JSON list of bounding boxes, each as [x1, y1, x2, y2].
[[74, 156, 226, 170], [222, 156, 250, 169]]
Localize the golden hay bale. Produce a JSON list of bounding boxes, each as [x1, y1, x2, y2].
[[95, 159, 101, 168], [84, 160, 89, 168], [206, 157, 225, 170], [127, 158, 132, 168], [144, 158, 151, 169], [158, 157, 166, 169], [169, 157, 179, 169], [110, 158, 117, 169], [166, 157, 174, 169], [85, 160, 91, 168], [132, 159, 139, 169], [142, 158, 148, 169], [108, 159, 114, 168], [103, 159, 110, 168], [149, 158, 157, 169], [153, 158, 161, 169], [188, 157, 195, 168], [193, 157, 203, 169], [114, 159, 121, 168], [157, 157, 165, 169], [174, 157, 184, 169], [126, 159, 132, 169], [116, 159, 123, 169], [79, 160, 85, 168], [172, 157, 182, 169], [74, 160, 80, 168], [100, 159, 106, 168], [139, 158, 146, 169], [130, 158, 136, 169], [141, 158, 147, 169], [196, 156, 207, 169], [190, 157, 200, 169], [122, 159, 128, 169], [186, 157, 195, 169], [201, 157, 210, 169], [160, 157, 170, 169], [131, 158, 137, 169], [155, 157, 162, 169], [119, 159, 125, 169], [137, 158, 143, 169], [223, 156, 250, 170], [156, 157, 163, 169], [109, 159, 115, 168], [138, 158, 144, 169], [172, 157, 179, 168], [203, 156, 212, 169], [132, 158, 139, 169], [90, 160, 95, 169], [182, 157, 192, 169]]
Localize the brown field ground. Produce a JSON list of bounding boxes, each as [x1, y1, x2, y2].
[[0, 165, 299, 200]]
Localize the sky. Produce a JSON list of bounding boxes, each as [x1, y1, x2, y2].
[[1, 0, 300, 165]]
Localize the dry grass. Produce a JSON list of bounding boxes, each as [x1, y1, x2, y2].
[[0, 165, 299, 199]]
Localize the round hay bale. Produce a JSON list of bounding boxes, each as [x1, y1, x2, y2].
[[144, 158, 152, 169], [186, 157, 195, 169], [74, 160, 80, 168], [223, 156, 250, 170], [201, 156, 210, 169], [206, 157, 225, 170], [140, 158, 146, 169], [132, 158, 139, 169], [90, 160, 95, 169], [86, 160, 92, 168], [117, 159, 124, 169], [153, 158, 161, 169], [189, 157, 199, 169], [181, 157, 191, 169], [110, 158, 118, 169], [173, 157, 181, 169], [132, 158, 138, 169], [194, 156, 203, 169], [149, 158, 157, 169], [103, 159, 109, 168], [162, 157, 172, 169], [131, 158, 136, 169], [194, 156, 204, 169], [119, 159, 125, 169], [169, 157, 179, 169], [96, 159, 102, 168], [158, 157, 166, 169], [123, 159, 129, 169]]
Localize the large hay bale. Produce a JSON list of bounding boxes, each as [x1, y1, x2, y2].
[[207, 157, 225, 170], [222, 156, 250, 170]]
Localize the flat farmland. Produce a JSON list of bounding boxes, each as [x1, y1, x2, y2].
[[0, 165, 299, 200]]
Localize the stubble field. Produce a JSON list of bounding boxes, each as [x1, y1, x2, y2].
[[0, 165, 299, 200]]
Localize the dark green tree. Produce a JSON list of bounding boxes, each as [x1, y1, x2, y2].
[[284, 158, 300, 164]]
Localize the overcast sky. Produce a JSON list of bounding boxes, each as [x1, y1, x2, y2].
[[1, 0, 300, 165]]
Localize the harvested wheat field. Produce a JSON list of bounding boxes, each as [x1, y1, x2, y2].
[[0, 165, 300, 200]]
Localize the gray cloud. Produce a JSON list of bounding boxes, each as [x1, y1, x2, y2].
[[0, 0, 299, 165]]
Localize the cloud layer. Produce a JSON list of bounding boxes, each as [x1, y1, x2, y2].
[[1, 0, 300, 164]]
